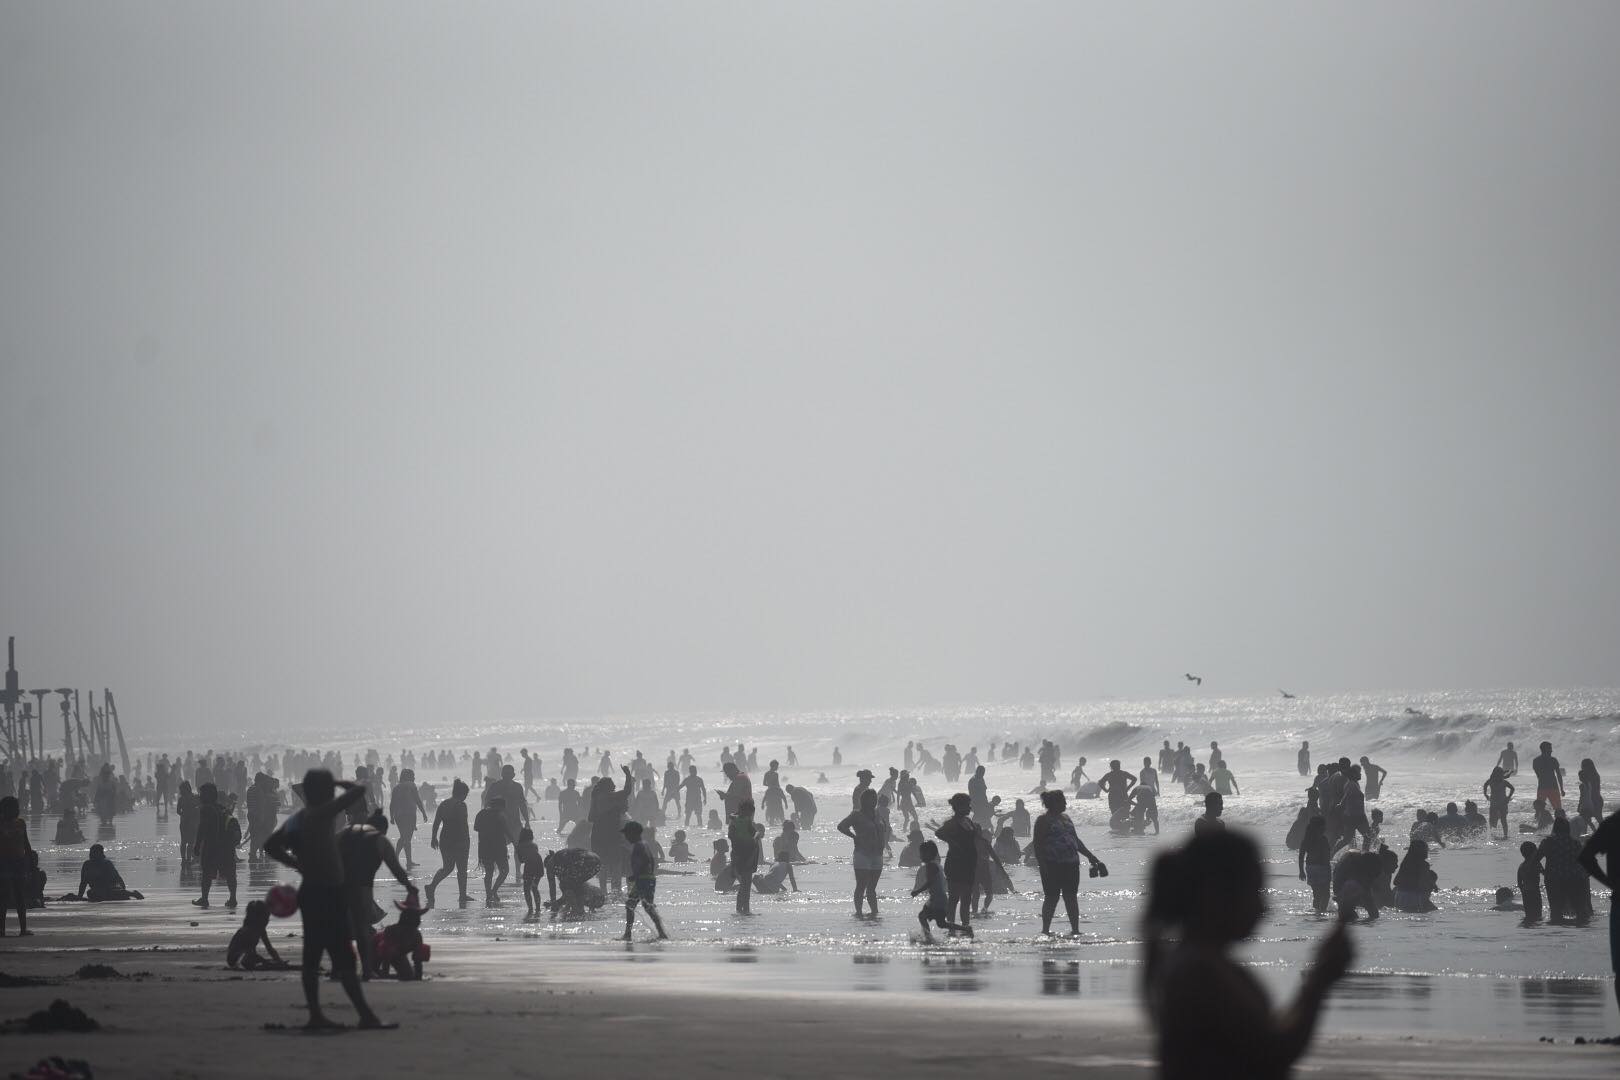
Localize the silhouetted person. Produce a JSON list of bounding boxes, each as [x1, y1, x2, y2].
[[680, 766, 707, 827], [1297, 742, 1310, 777], [1484, 767, 1515, 840], [264, 769, 387, 1029], [1576, 809, 1619, 1018], [1517, 840, 1543, 923], [934, 793, 981, 931], [1538, 815, 1591, 924], [192, 783, 240, 909], [77, 843, 140, 901], [389, 768, 427, 870], [1144, 830, 1350, 1079], [729, 799, 761, 914], [1392, 841, 1438, 912], [227, 899, 289, 970], [1032, 789, 1105, 936], [474, 795, 512, 904], [1194, 792, 1224, 835], [340, 811, 417, 975], [1297, 816, 1330, 913], [1531, 741, 1564, 811], [620, 821, 669, 940], [911, 841, 970, 943], [425, 777, 470, 909], [837, 788, 885, 916]]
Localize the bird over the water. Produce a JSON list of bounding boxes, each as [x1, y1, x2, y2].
[[1184, 673, 1202, 686], [1279, 689, 1296, 699]]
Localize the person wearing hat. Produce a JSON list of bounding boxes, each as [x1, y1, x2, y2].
[[851, 769, 875, 811], [373, 893, 429, 979], [620, 820, 669, 940]]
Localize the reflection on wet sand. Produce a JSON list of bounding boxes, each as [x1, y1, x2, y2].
[[1329, 972, 1609, 1036], [1041, 959, 1081, 996], [921, 954, 983, 993]]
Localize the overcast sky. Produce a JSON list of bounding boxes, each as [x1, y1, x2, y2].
[[3, 4, 1617, 735]]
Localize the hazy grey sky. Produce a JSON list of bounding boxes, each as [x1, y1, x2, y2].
[[4, 4, 1618, 735]]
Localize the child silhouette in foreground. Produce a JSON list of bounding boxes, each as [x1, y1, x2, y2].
[[226, 900, 290, 970], [516, 827, 545, 921], [373, 900, 429, 980], [1517, 840, 1543, 923], [621, 821, 669, 941], [1145, 830, 1351, 1079], [911, 841, 972, 943]]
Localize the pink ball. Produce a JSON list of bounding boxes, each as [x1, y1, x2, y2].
[[266, 883, 298, 918]]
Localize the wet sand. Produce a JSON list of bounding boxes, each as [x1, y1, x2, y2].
[[1, 921, 1615, 1079]]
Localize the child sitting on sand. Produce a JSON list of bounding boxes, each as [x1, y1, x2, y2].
[[226, 900, 289, 970], [751, 849, 799, 896], [669, 830, 691, 863], [373, 899, 429, 980]]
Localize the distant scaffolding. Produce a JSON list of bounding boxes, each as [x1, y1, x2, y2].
[[0, 637, 130, 773]]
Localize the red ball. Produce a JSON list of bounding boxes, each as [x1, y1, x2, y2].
[[266, 883, 299, 918]]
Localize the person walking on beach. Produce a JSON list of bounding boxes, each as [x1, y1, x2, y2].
[[620, 821, 669, 940], [486, 764, 531, 868], [192, 783, 240, 909], [838, 788, 886, 916], [425, 777, 471, 909], [1577, 808, 1620, 1018], [389, 768, 428, 870], [1143, 830, 1351, 1079], [474, 796, 512, 904], [1297, 742, 1311, 777], [264, 769, 388, 1030], [1496, 742, 1519, 778], [1033, 789, 1106, 936]]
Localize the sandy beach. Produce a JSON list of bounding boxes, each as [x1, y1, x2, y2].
[[0, 921, 1613, 1079]]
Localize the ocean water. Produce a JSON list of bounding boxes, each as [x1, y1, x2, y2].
[[48, 687, 1620, 1039]]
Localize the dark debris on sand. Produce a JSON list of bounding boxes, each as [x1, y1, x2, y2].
[[73, 965, 148, 981], [10, 1055, 95, 1079], [1, 1000, 100, 1035]]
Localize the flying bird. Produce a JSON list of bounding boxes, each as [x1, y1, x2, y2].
[[1184, 673, 1202, 687], [1279, 689, 1296, 699]]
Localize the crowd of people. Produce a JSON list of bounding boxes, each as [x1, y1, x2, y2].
[[0, 730, 1614, 1047]]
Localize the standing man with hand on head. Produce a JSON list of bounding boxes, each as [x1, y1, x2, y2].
[[264, 769, 388, 1030]]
